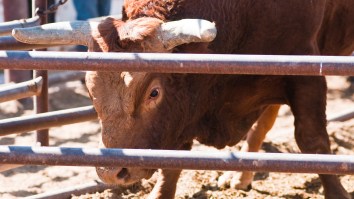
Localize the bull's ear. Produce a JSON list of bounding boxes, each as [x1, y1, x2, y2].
[[158, 19, 217, 50], [12, 21, 99, 47]]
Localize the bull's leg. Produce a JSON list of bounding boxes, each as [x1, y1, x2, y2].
[[218, 105, 281, 190], [288, 76, 350, 199], [147, 142, 192, 199], [147, 169, 181, 199]]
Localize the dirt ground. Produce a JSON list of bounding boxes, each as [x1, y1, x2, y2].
[[0, 75, 353, 199]]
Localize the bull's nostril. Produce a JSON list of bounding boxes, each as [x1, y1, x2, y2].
[[117, 168, 129, 179]]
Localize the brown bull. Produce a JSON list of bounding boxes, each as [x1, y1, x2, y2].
[[13, 0, 353, 199]]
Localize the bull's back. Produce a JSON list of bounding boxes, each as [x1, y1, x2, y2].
[[318, 0, 354, 55], [174, 0, 326, 55]]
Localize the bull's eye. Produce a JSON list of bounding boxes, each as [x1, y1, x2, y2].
[[149, 89, 159, 98]]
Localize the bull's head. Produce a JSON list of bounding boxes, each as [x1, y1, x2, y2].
[[13, 17, 216, 185]]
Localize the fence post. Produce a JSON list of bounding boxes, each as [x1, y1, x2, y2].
[[32, 0, 49, 146]]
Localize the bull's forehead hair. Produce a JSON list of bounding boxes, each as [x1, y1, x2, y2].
[[117, 71, 150, 106], [120, 72, 155, 91], [121, 72, 134, 87], [106, 72, 142, 116]]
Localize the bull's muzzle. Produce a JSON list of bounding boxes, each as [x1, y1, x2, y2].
[[96, 167, 130, 185], [96, 166, 155, 185]]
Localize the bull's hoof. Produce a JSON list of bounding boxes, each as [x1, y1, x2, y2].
[[231, 179, 252, 191], [217, 171, 253, 191]]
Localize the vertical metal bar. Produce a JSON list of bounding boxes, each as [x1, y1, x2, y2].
[[3, 0, 32, 107], [47, 0, 55, 23], [32, 0, 49, 146]]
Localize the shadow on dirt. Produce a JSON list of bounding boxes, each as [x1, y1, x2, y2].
[[304, 177, 322, 194], [254, 172, 269, 181], [0, 137, 15, 145], [261, 142, 282, 153], [340, 82, 354, 99], [50, 127, 99, 146], [6, 190, 38, 198], [1, 165, 47, 177], [280, 193, 305, 199], [49, 86, 91, 111], [189, 189, 208, 199]]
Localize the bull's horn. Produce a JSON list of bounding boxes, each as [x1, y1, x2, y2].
[[159, 19, 217, 50], [12, 21, 99, 46]]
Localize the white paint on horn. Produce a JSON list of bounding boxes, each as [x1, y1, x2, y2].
[[12, 21, 99, 46], [159, 19, 217, 50]]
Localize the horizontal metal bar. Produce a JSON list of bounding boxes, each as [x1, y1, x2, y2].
[[328, 108, 354, 122], [0, 51, 353, 76], [0, 146, 353, 175], [0, 72, 85, 101], [0, 106, 97, 136], [0, 36, 63, 50], [24, 180, 117, 199], [0, 76, 42, 102], [0, 16, 40, 36]]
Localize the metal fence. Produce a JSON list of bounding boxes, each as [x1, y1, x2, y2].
[[0, 0, 353, 198]]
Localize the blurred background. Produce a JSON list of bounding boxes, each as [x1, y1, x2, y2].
[[0, 0, 124, 84]]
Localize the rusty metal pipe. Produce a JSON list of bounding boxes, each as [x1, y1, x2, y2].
[[0, 106, 97, 136], [32, 0, 49, 146], [0, 71, 81, 103], [0, 146, 353, 175], [0, 51, 353, 76], [0, 17, 40, 36], [34, 70, 49, 145], [0, 36, 64, 50], [0, 77, 42, 102]]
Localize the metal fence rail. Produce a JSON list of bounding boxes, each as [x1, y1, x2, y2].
[[0, 76, 42, 102], [0, 146, 353, 175], [0, 106, 97, 136], [0, 51, 354, 75], [0, 16, 40, 36]]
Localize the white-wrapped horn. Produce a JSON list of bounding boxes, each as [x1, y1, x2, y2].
[[12, 19, 217, 50], [158, 19, 217, 50], [12, 21, 99, 46]]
